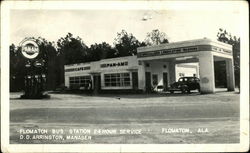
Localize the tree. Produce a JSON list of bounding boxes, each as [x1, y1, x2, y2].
[[56, 33, 89, 88], [217, 28, 240, 88], [9, 37, 60, 91], [57, 33, 89, 64], [35, 37, 60, 90], [114, 30, 143, 57], [9, 44, 26, 91], [88, 42, 117, 61], [145, 29, 169, 46]]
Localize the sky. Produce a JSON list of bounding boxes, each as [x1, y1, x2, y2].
[[10, 8, 242, 47]]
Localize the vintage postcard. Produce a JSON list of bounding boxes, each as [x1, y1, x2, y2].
[[1, 0, 249, 152]]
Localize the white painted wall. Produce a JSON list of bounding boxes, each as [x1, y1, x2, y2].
[[199, 51, 215, 93], [138, 61, 146, 91], [144, 61, 169, 90], [175, 63, 199, 80]]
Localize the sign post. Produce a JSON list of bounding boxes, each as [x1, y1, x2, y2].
[[20, 38, 50, 99]]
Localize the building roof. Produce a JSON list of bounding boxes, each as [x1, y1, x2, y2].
[[137, 38, 232, 53]]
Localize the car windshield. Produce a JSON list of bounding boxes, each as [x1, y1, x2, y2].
[[178, 77, 198, 82], [189, 78, 194, 82], [179, 78, 188, 82]]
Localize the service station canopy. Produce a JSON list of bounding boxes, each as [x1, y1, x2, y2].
[[137, 38, 234, 93], [137, 38, 232, 60]]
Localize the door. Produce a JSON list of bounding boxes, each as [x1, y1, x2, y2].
[[145, 72, 151, 92], [93, 75, 101, 94], [152, 74, 158, 87], [132, 72, 138, 90], [163, 72, 168, 91]]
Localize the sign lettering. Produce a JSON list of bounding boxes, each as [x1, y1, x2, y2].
[[20, 39, 39, 59], [137, 45, 231, 58], [65, 66, 91, 72], [100, 61, 128, 68]]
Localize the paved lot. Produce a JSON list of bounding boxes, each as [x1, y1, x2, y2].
[[9, 91, 240, 144]]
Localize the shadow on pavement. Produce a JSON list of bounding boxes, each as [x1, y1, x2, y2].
[[48, 91, 202, 99], [10, 89, 239, 100]]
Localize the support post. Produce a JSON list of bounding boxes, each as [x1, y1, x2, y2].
[[199, 52, 215, 93], [138, 61, 146, 91], [169, 60, 176, 84]]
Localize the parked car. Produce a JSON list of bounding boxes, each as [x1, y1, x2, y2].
[[168, 77, 200, 93]]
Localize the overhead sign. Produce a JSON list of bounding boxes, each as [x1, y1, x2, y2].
[[20, 39, 39, 59], [137, 46, 198, 58], [65, 66, 91, 72], [137, 45, 232, 58], [100, 61, 128, 68]]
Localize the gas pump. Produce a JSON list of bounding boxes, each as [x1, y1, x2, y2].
[[20, 38, 50, 99]]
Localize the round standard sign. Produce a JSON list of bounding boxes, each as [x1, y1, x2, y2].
[[21, 39, 39, 59]]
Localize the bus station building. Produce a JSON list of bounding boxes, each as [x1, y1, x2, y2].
[[64, 38, 235, 94]]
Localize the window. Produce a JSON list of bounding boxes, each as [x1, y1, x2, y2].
[[179, 73, 185, 77], [69, 76, 91, 88], [188, 78, 194, 82], [104, 73, 131, 87], [179, 78, 188, 82]]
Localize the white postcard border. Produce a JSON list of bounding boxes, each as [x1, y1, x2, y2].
[[1, 1, 249, 152]]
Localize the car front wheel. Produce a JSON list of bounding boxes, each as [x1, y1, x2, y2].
[[181, 86, 188, 93], [198, 86, 201, 92], [181, 89, 186, 93]]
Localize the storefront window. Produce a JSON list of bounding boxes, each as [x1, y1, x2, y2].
[[104, 73, 131, 87], [69, 76, 91, 88]]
